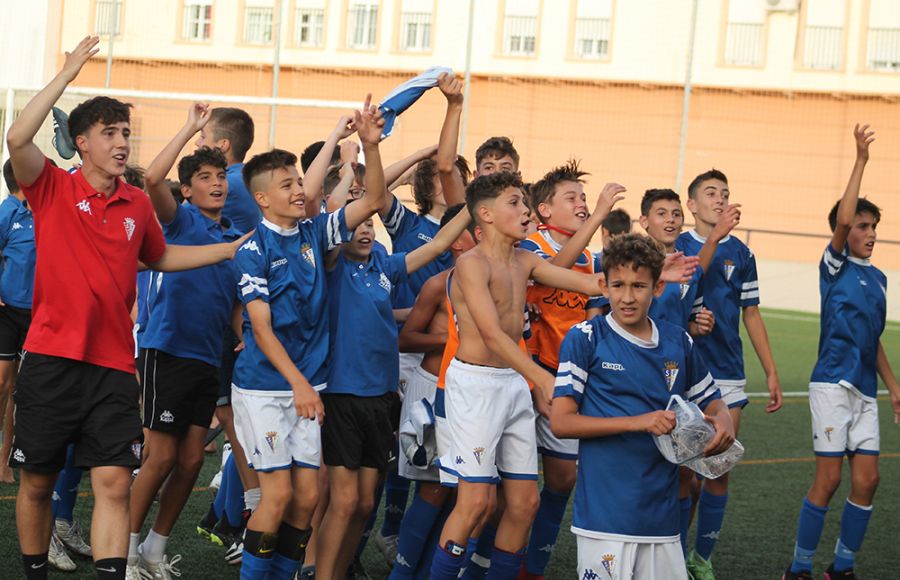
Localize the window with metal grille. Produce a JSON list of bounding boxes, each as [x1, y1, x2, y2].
[[244, 4, 274, 44], [347, 1, 378, 49], [802, 0, 845, 70], [95, 0, 123, 36], [295, 1, 325, 48], [723, 0, 765, 66], [866, 0, 900, 72], [573, 0, 611, 59], [183, 0, 212, 41]]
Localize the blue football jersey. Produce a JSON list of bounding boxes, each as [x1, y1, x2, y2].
[[676, 230, 758, 384], [649, 266, 704, 329], [383, 197, 451, 309], [555, 314, 720, 540], [233, 211, 352, 394], [810, 244, 887, 400], [0, 196, 35, 309]]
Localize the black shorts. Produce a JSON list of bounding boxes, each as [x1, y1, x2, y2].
[[138, 349, 218, 435], [9, 352, 143, 473], [321, 392, 395, 472], [217, 334, 240, 407], [0, 304, 31, 361]]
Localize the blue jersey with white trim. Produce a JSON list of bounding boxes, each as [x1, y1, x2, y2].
[[383, 198, 451, 309], [649, 266, 704, 329], [233, 211, 352, 393], [0, 196, 35, 309], [676, 230, 758, 382], [555, 314, 719, 540], [811, 244, 886, 400]]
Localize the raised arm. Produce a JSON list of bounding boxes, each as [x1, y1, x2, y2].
[[144, 102, 212, 223], [551, 182, 625, 268], [404, 207, 471, 273], [456, 254, 555, 413], [436, 72, 466, 207], [697, 204, 741, 274], [245, 299, 323, 422], [304, 115, 356, 217], [831, 124, 874, 253], [324, 162, 356, 213], [344, 96, 387, 230], [742, 305, 782, 413], [398, 275, 447, 353], [383, 145, 437, 197], [145, 233, 250, 272], [7, 36, 100, 187]]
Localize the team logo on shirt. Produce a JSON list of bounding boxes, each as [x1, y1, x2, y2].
[[12, 448, 25, 463], [12, 222, 22, 230], [472, 447, 485, 465], [240, 240, 262, 255], [664, 361, 680, 392], [265, 431, 278, 451], [601, 554, 616, 576], [131, 441, 142, 460], [679, 283, 691, 299], [824, 427, 834, 443], [601, 361, 624, 371], [300, 243, 316, 267], [574, 321, 593, 339], [582, 569, 600, 580], [123, 217, 135, 241], [723, 259, 735, 281], [76, 199, 92, 215], [159, 410, 174, 423], [543, 288, 588, 310], [379, 272, 392, 293]]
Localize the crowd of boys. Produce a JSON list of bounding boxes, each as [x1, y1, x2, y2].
[[2, 36, 898, 580]]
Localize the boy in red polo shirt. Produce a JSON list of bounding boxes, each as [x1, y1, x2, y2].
[[5, 36, 246, 580]]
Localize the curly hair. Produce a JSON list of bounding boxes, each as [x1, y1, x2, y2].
[[68, 96, 133, 155], [412, 156, 473, 216], [602, 233, 665, 282], [465, 171, 524, 224], [177, 147, 228, 186], [528, 159, 589, 223]]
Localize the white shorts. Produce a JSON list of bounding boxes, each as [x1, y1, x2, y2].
[[232, 387, 321, 472], [438, 359, 538, 483], [715, 379, 748, 409], [398, 352, 425, 399], [536, 412, 579, 460], [434, 389, 457, 487], [399, 366, 440, 482], [576, 534, 686, 580], [809, 383, 880, 456]]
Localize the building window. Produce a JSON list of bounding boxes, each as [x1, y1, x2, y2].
[[802, 0, 845, 70], [95, 0, 123, 36], [295, 0, 325, 47], [399, 0, 432, 52], [573, 0, 612, 59], [503, 0, 539, 56], [347, 0, 378, 49], [867, 0, 900, 72], [183, 0, 212, 41], [244, 1, 274, 44], [723, 0, 765, 66]]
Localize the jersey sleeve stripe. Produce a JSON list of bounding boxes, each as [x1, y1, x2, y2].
[[239, 274, 269, 296], [685, 373, 714, 399], [691, 388, 718, 408], [383, 200, 406, 234], [740, 290, 760, 300], [741, 281, 759, 290], [557, 361, 588, 382], [555, 373, 585, 393]]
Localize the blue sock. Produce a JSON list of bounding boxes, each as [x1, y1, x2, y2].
[[457, 538, 481, 580], [430, 543, 467, 580], [694, 489, 727, 561], [381, 468, 411, 537], [268, 553, 299, 579], [679, 497, 692, 556], [790, 497, 829, 574], [51, 445, 83, 522], [213, 454, 230, 520], [485, 547, 523, 580], [240, 551, 273, 579], [461, 524, 497, 579], [833, 499, 873, 572], [414, 502, 453, 580], [524, 487, 570, 574], [390, 495, 442, 579], [223, 456, 245, 527]]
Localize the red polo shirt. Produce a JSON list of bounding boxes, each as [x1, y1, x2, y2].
[[21, 159, 166, 373]]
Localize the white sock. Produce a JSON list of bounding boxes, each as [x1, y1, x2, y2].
[[127, 533, 141, 564], [244, 487, 261, 512], [140, 529, 168, 563]]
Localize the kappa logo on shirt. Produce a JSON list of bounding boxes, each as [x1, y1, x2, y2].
[[11, 222, 22, 231], [574, 321, 593, 339], [12, 448, 25, 463], [123, 217, 135, 241], [75, 199, 92, 215], [601, 361, 625, 372], [159, 410, 175, 423], [582, 568, 600, 580], [417, 233, 434, 243], [271, 258, 288, 269], [240, 240, 262, 255]]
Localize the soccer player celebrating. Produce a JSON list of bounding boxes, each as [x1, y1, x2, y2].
[[550, 233, 733, 580], [783, 124, 900, 580], [5, 36, 247, 580], [676, 168, 783, 579]]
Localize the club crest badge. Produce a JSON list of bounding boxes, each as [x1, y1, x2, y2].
[[472, 447, 485, 465], [680, 283, 691, 299], [265, 431, 278, 451], [300, 243, 315, 267], [723, 259, 735, 281], [601, 553, 615, 576], [824, 427, 834, 443], [664, 361, 680, 392]]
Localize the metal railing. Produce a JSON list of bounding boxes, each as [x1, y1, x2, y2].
[[503, 16, 537, 55], [803, 25, 843, 70], [294, 8, 325, 47], [724, 22, 764, 66], [574, 17, 610, 59], [95, 0, 122, 36], [182, 2, 212, 42], [867, 27, 900, 72], [244, 7, 274, 44], [400, 11, 432, 52], [347, 5, 378, 49]]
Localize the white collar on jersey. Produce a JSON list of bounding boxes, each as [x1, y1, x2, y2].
[[261, 218, 300, 236], [425, 213, 441, 226], [606, 313, 659, 349], [688, 229, 731, 244], [847, 255, 872, 267], [540, 229, 564, 253]]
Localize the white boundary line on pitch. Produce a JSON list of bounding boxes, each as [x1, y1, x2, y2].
[[747, 390, 889, 398], [762, 311, 900, 333]]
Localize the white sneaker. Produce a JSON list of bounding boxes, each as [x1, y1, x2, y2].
[[373, 531, 399, 567], [126, 564, 151, 580], [55, 518, 92, 558], [48, 531, 77, 571], [138, 553, 182, 579], [225, 539, 243, 565], [208, 469, 223, 493]]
